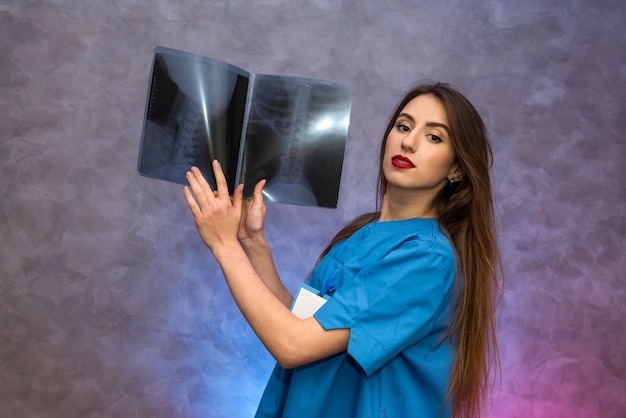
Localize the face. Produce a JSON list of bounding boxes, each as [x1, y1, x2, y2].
[[382, 94, 459, 197]]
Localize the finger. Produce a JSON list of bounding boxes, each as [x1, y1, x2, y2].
[[252, 179, 266, 208], [183, 171, 204, 208], [183, 185, 201, 216], [186, 169, 209, 210], [232, 183, 244, 212], [211, 160, 230, 201], [190, 166, 215, 202]]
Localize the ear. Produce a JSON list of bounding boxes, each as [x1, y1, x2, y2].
[[448, 164, 464, 182]]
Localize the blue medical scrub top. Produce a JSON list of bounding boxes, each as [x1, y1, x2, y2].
[[256, 218, 458, 418]]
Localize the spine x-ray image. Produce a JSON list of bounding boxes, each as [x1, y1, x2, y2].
[[137, 46, 352, 208]]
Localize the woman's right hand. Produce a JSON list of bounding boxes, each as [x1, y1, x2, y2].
[[238, 179, 267, 245]]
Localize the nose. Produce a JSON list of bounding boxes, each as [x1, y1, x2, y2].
[[401, 131, 418, 153]]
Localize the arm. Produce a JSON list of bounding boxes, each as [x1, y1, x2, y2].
[[239, 235, 293, 308], [183, 162, 349, 369], [237, 180, 293, 308]]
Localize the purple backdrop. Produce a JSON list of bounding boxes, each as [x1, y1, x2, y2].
[[1, 0, 624, 417]]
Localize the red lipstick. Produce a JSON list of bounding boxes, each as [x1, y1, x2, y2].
[[391, 154, 415, 169]]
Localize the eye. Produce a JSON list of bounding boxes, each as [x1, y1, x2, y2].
[[427, 134, 443, 143], [395, 122, 411, 133]]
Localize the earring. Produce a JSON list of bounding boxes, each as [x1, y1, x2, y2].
[[449, 178, 455, 185]]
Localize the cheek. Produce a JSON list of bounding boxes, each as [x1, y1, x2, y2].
[[383, 132, 404, 156], [439, 155, 457, 174], [431, 144, 456, 164], [382, 138, 393, 160]]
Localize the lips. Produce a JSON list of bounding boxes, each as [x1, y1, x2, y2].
[[391, 154, 415, 169]]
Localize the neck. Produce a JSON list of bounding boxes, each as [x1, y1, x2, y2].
[[379, 187, 439, 222]]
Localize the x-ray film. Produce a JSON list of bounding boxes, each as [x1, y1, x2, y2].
[[137, 46, 352, 208]]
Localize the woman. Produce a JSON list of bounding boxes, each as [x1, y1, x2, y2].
[[183, 82, 502, 418]]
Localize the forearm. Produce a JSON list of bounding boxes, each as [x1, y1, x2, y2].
[[240, 236, 293, 308], [184, 165, 346, 368], [212, 243, 347, 368]]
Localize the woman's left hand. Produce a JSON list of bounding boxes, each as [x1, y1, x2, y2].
[[183, 160, 243, 252]]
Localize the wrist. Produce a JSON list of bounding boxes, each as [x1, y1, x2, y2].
[[211, 240, 245, 262], [239, 234, 268, 251]]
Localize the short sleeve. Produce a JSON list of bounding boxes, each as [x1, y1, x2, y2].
[[314, 237, 455, 376]]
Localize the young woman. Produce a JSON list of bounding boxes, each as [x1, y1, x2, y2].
[[183, 82, 502, 418]]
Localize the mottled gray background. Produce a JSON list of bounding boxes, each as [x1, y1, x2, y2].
[[1, 0, 624, 417]]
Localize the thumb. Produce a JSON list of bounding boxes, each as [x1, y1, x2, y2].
[[253, 179, 266, 205]]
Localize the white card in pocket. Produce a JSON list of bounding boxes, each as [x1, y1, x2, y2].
[[290, 283, 330, 319]]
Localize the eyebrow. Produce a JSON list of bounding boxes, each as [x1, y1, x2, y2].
[[398, 113, 450, 135]]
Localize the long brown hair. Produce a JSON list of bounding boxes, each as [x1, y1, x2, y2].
[[318, 83, 503, 418]]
